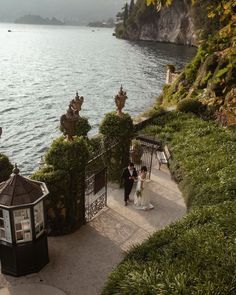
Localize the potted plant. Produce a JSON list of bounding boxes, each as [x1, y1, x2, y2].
[[131, 139, 143, 164]]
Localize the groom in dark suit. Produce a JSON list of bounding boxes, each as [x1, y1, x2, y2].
[[122, 162, 138, 206]]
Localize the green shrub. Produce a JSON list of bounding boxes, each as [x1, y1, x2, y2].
[[103, 112, 236, 294], [60, 115, 91, 138], [143, 112, 236, 209], [103, 202, 236, 295], [86, 134, 106, 174], [115, 23, 125, 38], [177, 98, 203, 115], [142, 105, 166, 118], [99, 112, 134, 183], [0, 153, 13, 183], [32, 167, 72, 235], [99, 112, 133, 141], [45, 136, 89, 171], [87, 134, 103, 159], [33, 136, 89, 235], [75, 116, 91, 137]]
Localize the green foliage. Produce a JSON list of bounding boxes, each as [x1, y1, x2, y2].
[[143, 112, 236, 208], [87, 134, 103, 159], [115, 0, 157, 39], [103, 112, 236, 294], [142, 105, 166, 118], [184, 48, 207, 82], [104, 0, 236, 292], [31, 167, 71, 235], [85, 134, 107, 174], [45, 136, 89, 171], [190, 0, 220, 39], [60, 116, 91, 138], [75, 116, 91, 137], [99, 112, 134, 141], [0, 153, 13, 183], [33, 136, 89, 235], [115, 23, 126, 38], [177, 98, 203, 114], [103, 202, 236, 294], [99, 112, 134, 182]]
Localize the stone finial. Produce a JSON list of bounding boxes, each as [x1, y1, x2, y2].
[[115, 85, 127, 116], [12, 164, 20, 175], [60, 92, 85, 141], [70, 91, 84, 117]]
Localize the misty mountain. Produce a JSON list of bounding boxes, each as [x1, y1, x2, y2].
[[0, 0, 126, 24]]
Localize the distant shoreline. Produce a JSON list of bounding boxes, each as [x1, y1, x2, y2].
[[14, 15, 64, 26]]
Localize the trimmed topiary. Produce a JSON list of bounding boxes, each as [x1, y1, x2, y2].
[[45, 136, 89, 171], [0, 153, 13, 183], [99, 112, 134, 183], [33, 136, 89, 235], [75, 116, 91, 137]]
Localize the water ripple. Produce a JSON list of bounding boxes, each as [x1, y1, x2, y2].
[[0, 24, 196, 175], [0, 107, 19, 114]]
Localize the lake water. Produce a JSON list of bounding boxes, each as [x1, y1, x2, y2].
[[0, 23, 196, 175]]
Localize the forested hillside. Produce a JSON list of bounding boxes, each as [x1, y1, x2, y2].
[[160, 0, 236, 126], [116, 0, 236, 125]]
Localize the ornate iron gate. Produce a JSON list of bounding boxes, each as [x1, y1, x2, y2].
[[84, 139, 120, 222], [85, 167, 107, 222]]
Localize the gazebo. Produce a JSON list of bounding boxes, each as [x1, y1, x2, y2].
[[0, 164, 49, 276]]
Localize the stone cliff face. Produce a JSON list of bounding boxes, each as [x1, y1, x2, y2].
[[126, 0, 197, 46]]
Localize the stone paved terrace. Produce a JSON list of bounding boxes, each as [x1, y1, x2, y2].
[[0, 161, 186, 295]]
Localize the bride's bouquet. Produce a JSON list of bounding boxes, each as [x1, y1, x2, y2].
[[136, 189, 142, 198]]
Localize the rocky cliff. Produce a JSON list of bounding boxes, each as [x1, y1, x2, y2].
[[139, 0, 196, 45], [117, 0, 197, 46]]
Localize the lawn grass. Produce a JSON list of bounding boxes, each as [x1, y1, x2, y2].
[[102, 112, 236, 294]]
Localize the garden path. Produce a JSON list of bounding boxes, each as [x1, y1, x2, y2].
[[0, 159, 185, 295]]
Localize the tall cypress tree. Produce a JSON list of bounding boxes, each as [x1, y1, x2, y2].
[[129, 0, 135, 14], [123, 3, 129, 25]]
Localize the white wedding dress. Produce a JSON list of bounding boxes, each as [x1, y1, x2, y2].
[[134, 176, 154, 210]]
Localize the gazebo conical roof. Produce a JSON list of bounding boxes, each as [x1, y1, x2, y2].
[[0, 165, 47, 207]]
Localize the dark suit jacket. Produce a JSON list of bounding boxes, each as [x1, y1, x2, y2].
[[122, 167, 138, 187]]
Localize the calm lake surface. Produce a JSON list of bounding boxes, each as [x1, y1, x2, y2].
[[0, 23, 196, 175]]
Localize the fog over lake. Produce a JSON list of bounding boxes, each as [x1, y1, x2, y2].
[[0, 0, 125, 23]]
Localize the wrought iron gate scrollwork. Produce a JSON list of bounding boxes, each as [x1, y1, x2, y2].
[[85, 167, 107, 222]]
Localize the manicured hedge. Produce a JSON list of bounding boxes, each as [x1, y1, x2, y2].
[[102, 112, 236, 294], [0, 153, 13, 183], [99, 112, 134, 183], [32, 136, 89, 235]]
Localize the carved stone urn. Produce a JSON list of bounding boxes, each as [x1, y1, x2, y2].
[[60, 92, 84, 141], [114, 85, 127, 116]]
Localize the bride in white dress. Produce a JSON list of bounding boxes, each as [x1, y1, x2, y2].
[[134, 166, 154, 210]]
